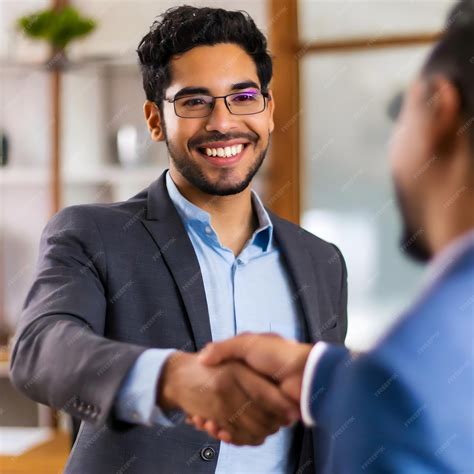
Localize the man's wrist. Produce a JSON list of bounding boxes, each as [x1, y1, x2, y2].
[[157, 351, 191, 411]]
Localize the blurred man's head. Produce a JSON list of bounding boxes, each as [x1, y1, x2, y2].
[[390, 0, 474, 262], [137, 6, 274, 196]]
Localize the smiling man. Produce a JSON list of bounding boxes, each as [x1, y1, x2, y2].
[[10, 6, 347, 474]]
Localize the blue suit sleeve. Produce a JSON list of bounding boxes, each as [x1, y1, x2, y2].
[[114, 348, 182, 427], [315, 354, 450, 473], [307, 343, 350, 424]]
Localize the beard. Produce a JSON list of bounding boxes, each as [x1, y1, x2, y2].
[[165, 130, 269, 196], [394, 182, 432, 263]]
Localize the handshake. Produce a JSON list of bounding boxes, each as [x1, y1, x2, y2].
[[157, 333, 313, 446]]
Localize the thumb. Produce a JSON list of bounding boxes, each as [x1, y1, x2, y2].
[[198, 334, 254, 365], [198, 343, 223, 365]]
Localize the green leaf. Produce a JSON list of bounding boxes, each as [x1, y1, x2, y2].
[[16, 6, 97, 50]]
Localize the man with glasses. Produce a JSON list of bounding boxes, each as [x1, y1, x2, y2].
[[10, 6, 347, 474], [190, 1, 474, 472]]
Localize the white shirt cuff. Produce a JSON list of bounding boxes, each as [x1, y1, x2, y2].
[[300, 342, 331, 426]]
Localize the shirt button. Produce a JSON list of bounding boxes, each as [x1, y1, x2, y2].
[[237, 258, 243, 265], [205, 226, 212, 235], [200, 446, 216, 461]]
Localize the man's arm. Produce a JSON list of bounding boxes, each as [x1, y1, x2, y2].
[[313, 354, 449, 473], [9, 206, 148, 428], [10, 206, 297, 441], [300, 342, 350, 426]]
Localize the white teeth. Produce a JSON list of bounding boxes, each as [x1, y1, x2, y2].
[[203, 143, 245, 158]]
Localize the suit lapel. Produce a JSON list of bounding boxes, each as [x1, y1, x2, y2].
[[270, 213, 323, 344], [140, 172, 212, 351]]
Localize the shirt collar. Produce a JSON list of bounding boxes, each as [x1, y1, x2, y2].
[[165, 171, 273, 252]]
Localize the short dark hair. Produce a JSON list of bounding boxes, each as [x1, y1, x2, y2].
[[136, 6, 273, 111], [422, 0, 474, 145]]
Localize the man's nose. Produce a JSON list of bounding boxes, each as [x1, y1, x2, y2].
[[204, 98, 238, 133]]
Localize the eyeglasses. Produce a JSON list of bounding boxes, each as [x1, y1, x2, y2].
[[165, 90, 270, 118]]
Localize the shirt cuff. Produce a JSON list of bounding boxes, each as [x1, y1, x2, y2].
[[300, 342, 331, 427], [114, 348, 179, 427]]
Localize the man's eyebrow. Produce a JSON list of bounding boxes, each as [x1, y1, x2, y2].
[[231, 81, 260, 91], [172, 87, 210, 99], [171, 81, 261, 99]]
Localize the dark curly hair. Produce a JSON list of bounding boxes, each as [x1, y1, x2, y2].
[[422, 0, 474, 147], [137, 6, 273, 112]]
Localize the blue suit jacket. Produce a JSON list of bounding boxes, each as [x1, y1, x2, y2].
[[310, 244, 474, 473]]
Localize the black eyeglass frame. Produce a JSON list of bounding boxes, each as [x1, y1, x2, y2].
[[163, 90, 271, 118]]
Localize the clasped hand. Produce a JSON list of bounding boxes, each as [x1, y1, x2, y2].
[[158, 333, 312, 446]]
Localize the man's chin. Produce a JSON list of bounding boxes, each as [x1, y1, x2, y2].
[[202, 180, 252, 196], [400, 227, 432, 263], [170, 147, 267, 197], [393, 181, 432, 263]]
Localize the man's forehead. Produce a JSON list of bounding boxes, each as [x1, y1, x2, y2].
[[167, 43, 260, 94]]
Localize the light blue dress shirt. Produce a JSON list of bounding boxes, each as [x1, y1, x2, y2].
[[115, 171, 305, 473]]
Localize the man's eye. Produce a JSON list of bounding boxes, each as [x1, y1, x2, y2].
[[182, 97, 208, 107], [232, 93, 257, 102]]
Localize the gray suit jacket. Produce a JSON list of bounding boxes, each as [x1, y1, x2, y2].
[[10, 171, 347, 474]]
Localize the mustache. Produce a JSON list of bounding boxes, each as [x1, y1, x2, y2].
[[189, 131, 259, 148]]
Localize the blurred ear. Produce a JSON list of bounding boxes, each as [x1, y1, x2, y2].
[[422, 76, 463, 156], [144, 101, 165, 142], [266, 89, 275, 134]]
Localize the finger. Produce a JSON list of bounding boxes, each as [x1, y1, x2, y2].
[[234, 364, 300, 425], [211, 377, 269, 444], [191, 415, 206, 430], [198, 333, 257, 366], [280, 374, 303, 403], [203, 419, 220, 438], [217, 429, 232, 444], [222, 383, 287, 444]]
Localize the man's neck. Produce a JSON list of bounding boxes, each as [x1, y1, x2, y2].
[[169, 169, 258, 255], [427, 192, 474, 258]]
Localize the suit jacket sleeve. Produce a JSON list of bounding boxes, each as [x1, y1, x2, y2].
[[9, 205, 148, 428], [315, 354, 450, 473]]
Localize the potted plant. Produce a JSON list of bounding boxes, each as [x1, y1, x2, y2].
[[16, 5, 97, 69]]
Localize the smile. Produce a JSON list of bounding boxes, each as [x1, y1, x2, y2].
[[202, 144, 245, 158], [195, 142, 250, 166]]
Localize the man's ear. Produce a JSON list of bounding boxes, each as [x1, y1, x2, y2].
[[267, 90, 275, 134], [422, 76, 462, 155], [144, 100, 165, 142]]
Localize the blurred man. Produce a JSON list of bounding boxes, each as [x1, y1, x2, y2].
[[194, 1, 474, 472], [9, 6, 347, 474]]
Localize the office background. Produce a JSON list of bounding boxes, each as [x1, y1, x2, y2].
[[0, 0, 455, 471]]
